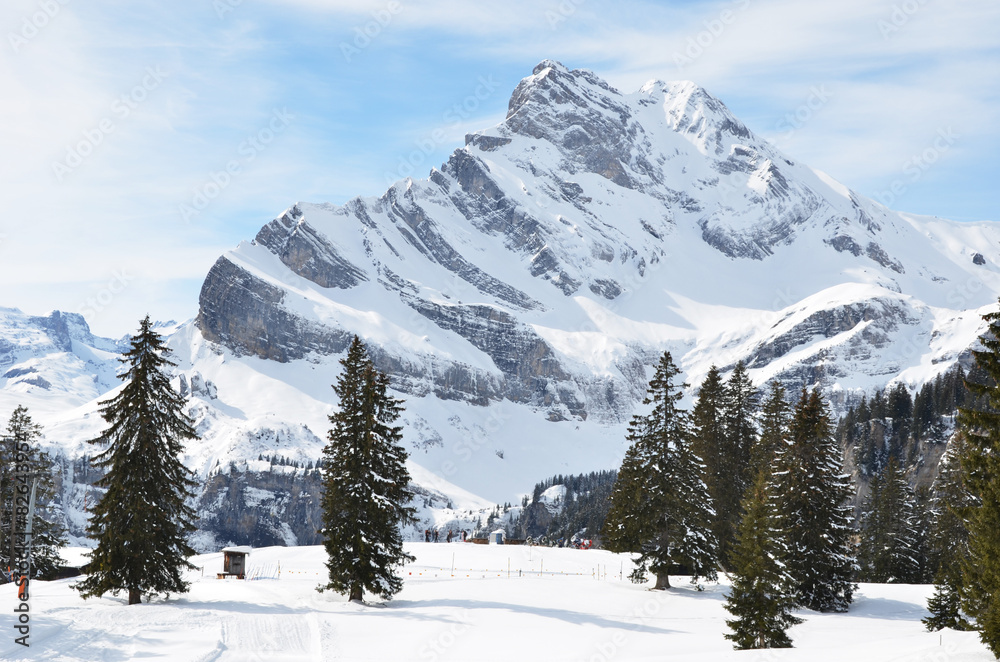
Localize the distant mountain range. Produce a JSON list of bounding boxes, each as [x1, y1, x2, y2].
[[3, 60, 998, 548]]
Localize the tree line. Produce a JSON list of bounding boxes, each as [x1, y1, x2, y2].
[[837, 362, 969, 478], [5, 307, 1000, 659], [500, 470, 617, 545], [0, 406, 66, 581], [601, 353, 854, 648], [919, 306, 1000, 657], [596, 305, 1000, 655]]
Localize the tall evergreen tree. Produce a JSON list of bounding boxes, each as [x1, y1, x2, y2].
[[721, 362, 759, 556], [0, 406, 67, 579], [887, 384, 914, 460], [690, 366, 729, 560], [691, 364, 761, 566], [913, 382, 936, 441], [724, 468, 801, 649], [751, 382, 790, 480], [771, 388, 856, 612], [604, 352, 718, 589], [76, 316, 199, 605], [858, 456, 920, 583], [911, 486, 934, 584], [320, 336, 416, 602], [924, 433, 975, 631], [957, 301, 1000, 656]]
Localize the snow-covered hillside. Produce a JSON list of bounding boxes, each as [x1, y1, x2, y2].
[[0, 309, 126, 418], [3, 60, 999, 546], [0, 543, 992, 661]]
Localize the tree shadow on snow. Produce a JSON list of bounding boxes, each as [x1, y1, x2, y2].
[[386, 598, 677, 635], [845, 593, 929, 621]]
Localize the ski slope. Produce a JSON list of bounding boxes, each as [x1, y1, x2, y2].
[[0, 544, 992, 661]]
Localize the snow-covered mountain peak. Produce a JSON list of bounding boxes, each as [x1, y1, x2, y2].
[[652, 79, 756, 155], [470, 63, 838, 260], [6, 61, 1000, 545], [509, 59, 620, 117], [499, 63, 765, 189]]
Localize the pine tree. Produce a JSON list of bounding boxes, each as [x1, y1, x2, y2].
[[0, 406, 67, 579], [690, 366, 728, 560], [771, 388, 856, 612], [887, 383, 913, 460], [75, 316, 199, 605], [858, 456, 920, 583], [721, 362, 759, 557], [751, 382, 790, 479], [957, 301, 1000, 655], [724, 469, 801, 649], [912, 486, 934, 583], [925, 580, 971, 633], [690, 364, 760, 567], [604, 352, 718, 589], [913, 382, 936, 440], [320, 336, 416, 602], [924, 433, 975, 631]]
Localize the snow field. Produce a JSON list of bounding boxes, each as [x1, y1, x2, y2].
[[0, 544, 994, 661]]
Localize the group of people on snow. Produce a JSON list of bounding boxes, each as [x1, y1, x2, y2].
[[423, 528, 469, 543]]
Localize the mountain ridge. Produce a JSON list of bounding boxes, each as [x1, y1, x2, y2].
[[3, 60, 999, 547]]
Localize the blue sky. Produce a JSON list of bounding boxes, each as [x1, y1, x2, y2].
[[1, 0, 998, 336]]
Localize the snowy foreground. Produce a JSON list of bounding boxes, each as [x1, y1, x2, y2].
[[1, 544, 992, 661]]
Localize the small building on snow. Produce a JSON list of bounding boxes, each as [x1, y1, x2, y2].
[[219, 546, 251, 579], [489, 530, 505, 545]]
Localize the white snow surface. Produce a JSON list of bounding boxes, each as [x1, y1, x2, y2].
[[0, 543, 991, 661]]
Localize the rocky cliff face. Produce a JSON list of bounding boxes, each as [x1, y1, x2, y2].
[[196, 61, 1000, 421]]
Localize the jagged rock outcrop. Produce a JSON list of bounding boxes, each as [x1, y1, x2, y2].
[[198, 256, 355, 362], [255, 205, 369, 290]]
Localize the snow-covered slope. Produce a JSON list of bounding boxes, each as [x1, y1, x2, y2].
[[1, 543, 994, 661], [3, 60, 999, 547], [0, 308, 125, 417]]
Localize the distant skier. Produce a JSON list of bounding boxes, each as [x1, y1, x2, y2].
[[446, 530, 453, 543], [433, 529, 439, 543], [424, 529, 431, 542]]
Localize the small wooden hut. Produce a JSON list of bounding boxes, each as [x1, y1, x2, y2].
[[218, 546, 251, 579]]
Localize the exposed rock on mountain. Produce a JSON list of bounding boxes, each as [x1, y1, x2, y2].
[[6, 61, 1000, 546]]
